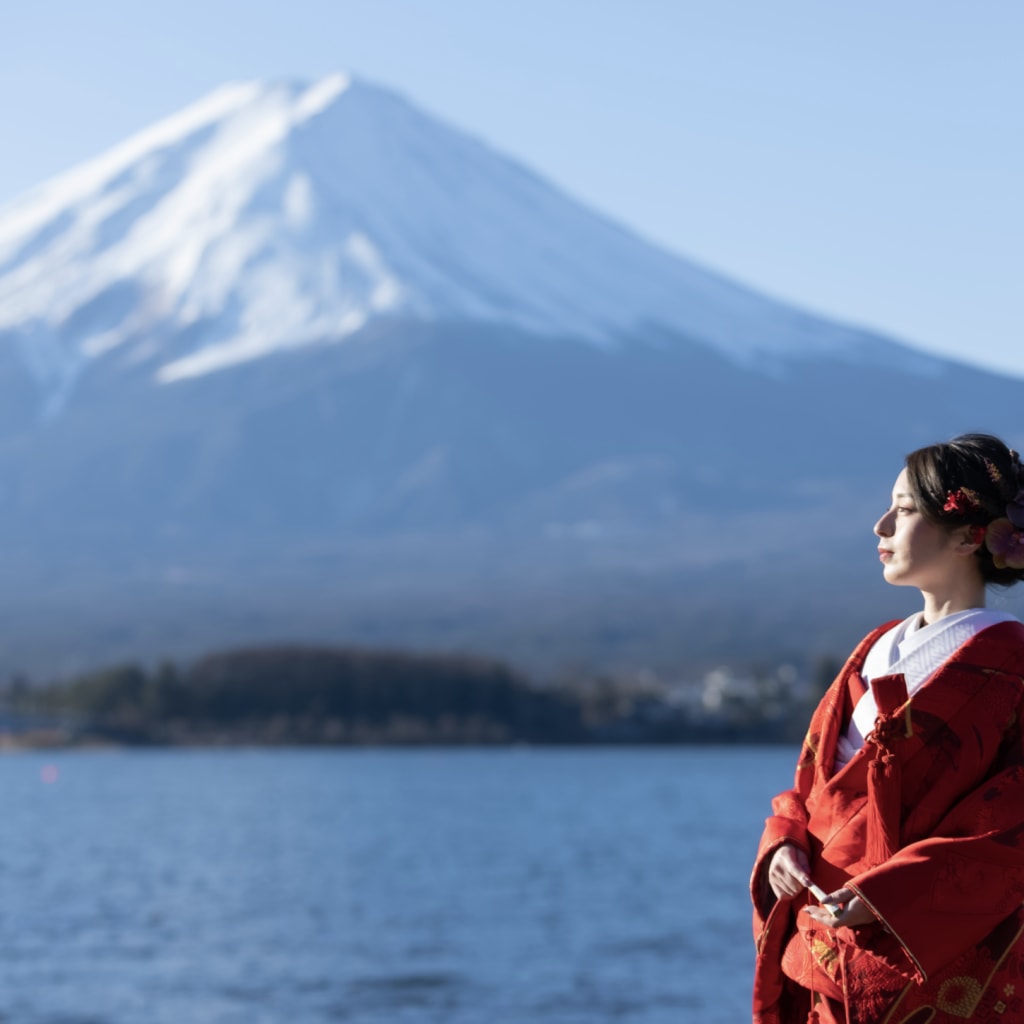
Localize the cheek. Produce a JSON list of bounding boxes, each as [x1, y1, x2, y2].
[[906, 527, 950, 561]]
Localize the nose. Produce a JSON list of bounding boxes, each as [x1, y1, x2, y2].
[[874, 509, 894, 538]]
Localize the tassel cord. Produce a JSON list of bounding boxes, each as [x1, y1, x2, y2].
[[865, 702, 910, 866]]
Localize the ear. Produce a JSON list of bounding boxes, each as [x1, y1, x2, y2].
[[952, 525, 986, 555]]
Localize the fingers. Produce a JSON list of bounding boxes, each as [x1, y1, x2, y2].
[[770, 874, 804, 899], [781, 845, 812, 886], [791, 847, 811, 883], [807, 886, 850, 924], [830, 896, 878, 929], [768, 863, 797, 898], [821, 887, 855, 905], [802, 904, 838, 926], [802, 892, 878, 929], [768, 844, 812, 899]]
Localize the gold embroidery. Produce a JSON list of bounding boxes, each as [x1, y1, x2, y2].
[[800, 731, 820, 766], [936, 976, 984, 1018], [1005, 984, 1016, 996], [811, 939, 838, 969], [995, 1001, 1007, 1014]]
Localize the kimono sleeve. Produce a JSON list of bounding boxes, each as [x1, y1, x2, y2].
[[751, 626, 884, 921], [750, 738, 818, 917]]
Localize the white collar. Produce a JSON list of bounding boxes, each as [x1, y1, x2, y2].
[[834, 608, 1019, 769], [863, 608, 1017, 686]]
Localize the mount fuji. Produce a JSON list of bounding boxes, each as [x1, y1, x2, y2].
[[0, 74, 1020, 675]]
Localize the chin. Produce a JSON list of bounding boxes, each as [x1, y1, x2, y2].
[[882, 568, 912, 588]]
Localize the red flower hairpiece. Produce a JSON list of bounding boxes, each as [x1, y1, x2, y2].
[[943, 488, 981, 514]]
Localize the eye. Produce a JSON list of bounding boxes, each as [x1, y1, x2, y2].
[[896, 505, 915, 515]]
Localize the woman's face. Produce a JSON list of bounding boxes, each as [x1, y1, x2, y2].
[[873, 468, 966, 591]]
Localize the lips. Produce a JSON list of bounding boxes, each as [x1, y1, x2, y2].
[[878, 548, 894, 562]]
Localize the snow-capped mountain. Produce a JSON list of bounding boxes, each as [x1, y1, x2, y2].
[[0, 74, 1020, 676], [0, 73, 937, 416]]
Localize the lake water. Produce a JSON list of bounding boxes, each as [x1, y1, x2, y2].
[[0, 746, 798, 1024]]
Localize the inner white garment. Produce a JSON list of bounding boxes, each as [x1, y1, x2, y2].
[[832, 608, 1019, 770]]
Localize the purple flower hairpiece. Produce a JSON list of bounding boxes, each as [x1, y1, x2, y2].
[[1007, 449, 1024, 528], [985, 450, 1024, 568], [986, 519, 1024, 570]]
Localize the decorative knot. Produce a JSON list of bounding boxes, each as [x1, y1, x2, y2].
[[868, 700, 915, 748], [869, 712, 906, 749]]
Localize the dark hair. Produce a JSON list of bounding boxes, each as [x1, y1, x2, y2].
[[905, 433, 1024, 586]]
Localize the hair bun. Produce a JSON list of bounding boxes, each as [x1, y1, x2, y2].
[[906, 433, 1024, 587]]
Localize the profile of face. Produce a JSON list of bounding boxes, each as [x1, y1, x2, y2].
[[873, 468, 979, 592]]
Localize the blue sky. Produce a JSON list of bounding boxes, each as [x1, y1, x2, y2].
[[5, 1, 1022, 376]]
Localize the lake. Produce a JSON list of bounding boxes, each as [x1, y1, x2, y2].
[[0, 746, 798, 1023]]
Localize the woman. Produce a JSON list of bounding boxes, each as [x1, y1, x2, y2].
[[751, 434, 1024, 1024]]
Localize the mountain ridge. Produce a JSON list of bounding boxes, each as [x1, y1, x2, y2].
[[0, 74, 1020, 677], [0, 73, 948, 418]]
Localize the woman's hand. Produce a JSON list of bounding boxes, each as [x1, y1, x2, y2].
[[803, 887, 879, 929], [768, 842, 811, 899]]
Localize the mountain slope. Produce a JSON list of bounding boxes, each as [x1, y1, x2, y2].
[[0, 75, 1020, 676], [0, 74, 939, 414]]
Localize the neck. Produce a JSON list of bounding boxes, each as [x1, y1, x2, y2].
[[920, 581, 986, 626]]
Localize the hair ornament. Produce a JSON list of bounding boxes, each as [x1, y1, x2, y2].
[[943, 488, 981, 515], [1008, 454, 1024, 529], [985, 519, 1024, 570]]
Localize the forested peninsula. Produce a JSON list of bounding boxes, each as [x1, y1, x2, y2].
[[0, 646, 810, 747]]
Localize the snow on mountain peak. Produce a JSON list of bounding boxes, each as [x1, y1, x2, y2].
[[0, 72, 939, 402], [293, 72, 351, 121]]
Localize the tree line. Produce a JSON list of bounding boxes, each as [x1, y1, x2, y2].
[[7, 646, 587, 745], [0, 643, 817, 746]]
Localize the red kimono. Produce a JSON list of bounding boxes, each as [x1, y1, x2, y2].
[[751, 619, 1024, 1024]]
